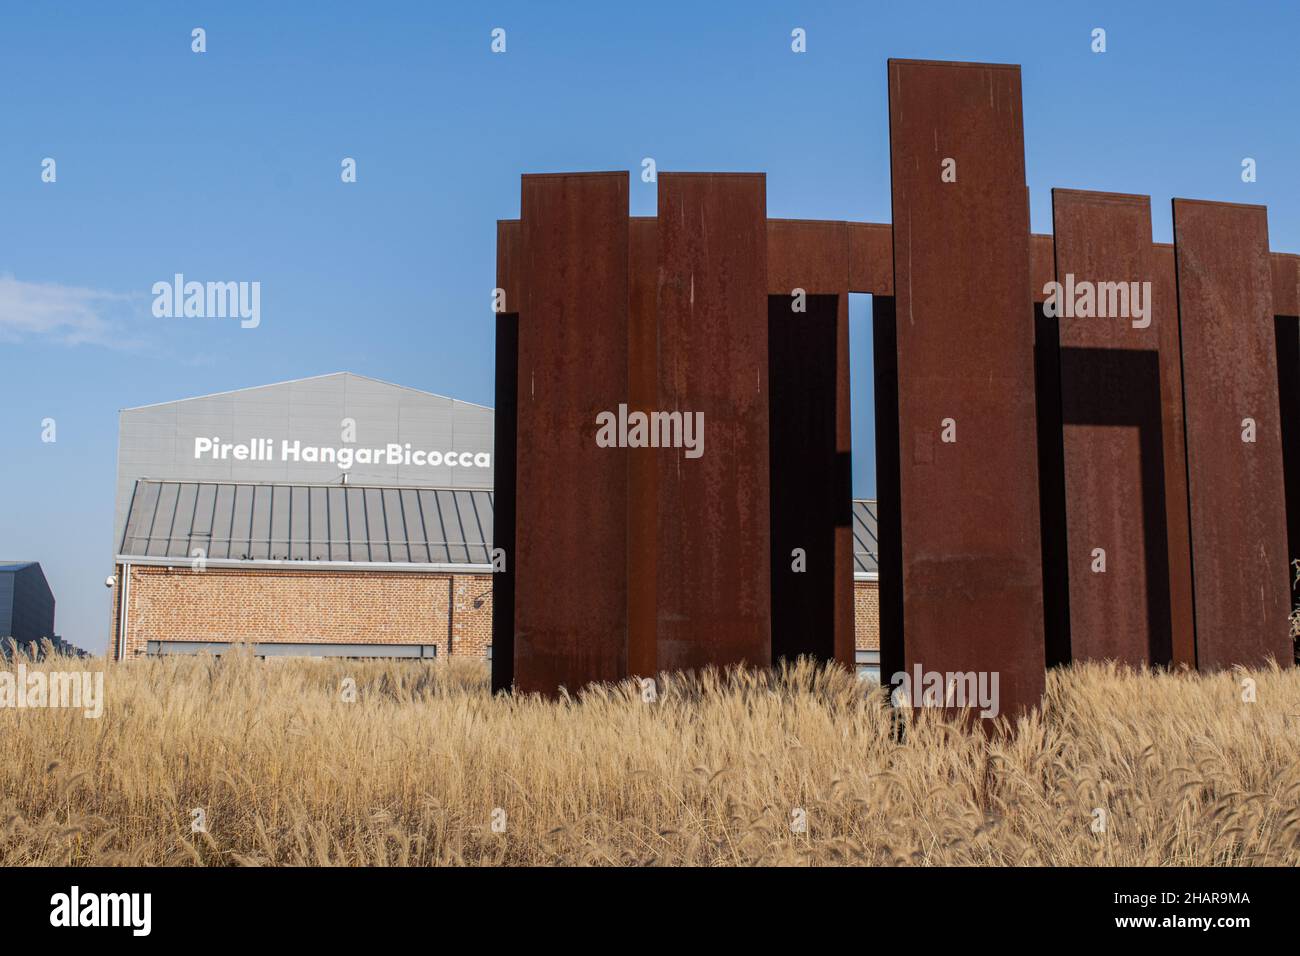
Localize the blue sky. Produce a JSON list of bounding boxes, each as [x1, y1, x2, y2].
[[2, 1, 1298, 653]]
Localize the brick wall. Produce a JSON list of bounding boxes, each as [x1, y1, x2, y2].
[[854, 578, 880, 651], [112, 564, 494, 661], [112, 564, 879, 661]]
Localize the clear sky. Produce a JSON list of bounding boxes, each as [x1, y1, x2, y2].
[[2, 1, 1298, 654]]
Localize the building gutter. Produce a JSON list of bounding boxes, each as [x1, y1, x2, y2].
[[114, 555, 494, 574]]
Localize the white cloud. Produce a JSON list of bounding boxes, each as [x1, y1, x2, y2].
[[0, 274, 141, 347]]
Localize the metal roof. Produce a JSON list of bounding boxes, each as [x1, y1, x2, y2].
[[853, 499, 878, 575], [120, 371, 492, 412], [119, 481, 875, 575], [119, 480, 494, 567]]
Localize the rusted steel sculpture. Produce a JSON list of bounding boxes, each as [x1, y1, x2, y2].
[[882, 59, 1046, 721], [1174, 200, 1292, 670], [1046, 189, 1193, 668], [493, 57, 1298, 713], [512, 173, 630, 694]]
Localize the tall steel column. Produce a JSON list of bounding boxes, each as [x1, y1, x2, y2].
[[1173, 199, 1291, 669], [514, 172, 630, 693], [1050, 190, 1181, 666], [886, 59, 1046, 719], [655, 173, 771, 672]]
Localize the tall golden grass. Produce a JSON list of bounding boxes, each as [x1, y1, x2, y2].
[[2, 648, 1298, 865]]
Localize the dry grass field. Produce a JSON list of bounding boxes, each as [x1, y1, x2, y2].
[[2, 649, 1298, 866]]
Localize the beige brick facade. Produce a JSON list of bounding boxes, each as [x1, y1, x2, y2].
[[112, 564, 878, 662], [111, 564, 493, 661], [854, 579, 879, 651]]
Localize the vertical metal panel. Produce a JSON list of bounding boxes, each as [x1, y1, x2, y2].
[[1030, 235, 1056, 303], [1051, 190, 1172, 665], [848, 222, 894, 296], [1173, 199, 1291, 669], [627, 217, 658, 678], [1272, 253, 1300, 318], [496, 220, 523, 316], [516, 172, 629, 693], [656, 173, 770, 671], [1153, 244, 1197, 668], [887, 59, 1045, 719]]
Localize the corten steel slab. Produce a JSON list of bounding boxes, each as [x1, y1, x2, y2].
[[887, 59, 1046, 720], [849, 223, 894, 296], [767, 219, 895, 297], [1173, 199, 1292, 670], [656, 173, 771, 671], [496, 219, 523, 312], [627, 217, 658, 678], [767, 219, 847, 293], [765, 219, 855, 666], [515, 172, 630, 694], [1273, 253, 1300, 318], [1051, 189, 1176, 666], [1030, 235, 1055, 303], [1153, 244, 1197, 668]]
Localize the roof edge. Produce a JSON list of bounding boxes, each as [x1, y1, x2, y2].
[[120, 372, 493, 412]]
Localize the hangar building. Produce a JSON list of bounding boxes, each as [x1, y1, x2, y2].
[[109, 372, 880, 672]]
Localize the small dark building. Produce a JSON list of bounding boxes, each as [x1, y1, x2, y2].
[[0, 561, 57, 649]]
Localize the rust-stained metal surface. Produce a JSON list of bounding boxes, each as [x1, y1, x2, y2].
[[1050, 190, 1175, 666], [767, 219, 847, 293], [515, 172, 630, 694], [887, 59, 1045, 720], [656, 173, 771, 671], [1272, 253, 1300, 318], [627, 217, 658, 678], [1030, 235, 1055, 303], [495, 219, 522, 313], [1173, 199, 1291, 669], [849, 223, 894, 296], [1153, 243, 1197, 668]]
